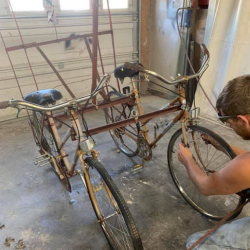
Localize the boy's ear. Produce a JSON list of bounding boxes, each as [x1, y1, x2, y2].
[[237, 115, 250, 126]]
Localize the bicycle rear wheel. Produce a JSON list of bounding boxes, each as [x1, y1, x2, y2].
[[168, 125, 245, 220], [30, 111, 71, 192], [85, 157, 143, 250], [105, 91, 140, 157]]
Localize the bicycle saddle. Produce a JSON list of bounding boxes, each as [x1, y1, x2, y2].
[[24, 89, 63, 106], [114, 63, 143, 80]]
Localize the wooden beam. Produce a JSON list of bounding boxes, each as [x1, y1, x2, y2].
[[92, 0, 99, 104], [140, 0, 151, 93]]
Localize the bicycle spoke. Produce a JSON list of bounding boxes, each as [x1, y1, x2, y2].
[[106, 93, 139, 157]]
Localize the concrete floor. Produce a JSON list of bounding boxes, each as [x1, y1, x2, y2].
[[0, 94, 250, 250]]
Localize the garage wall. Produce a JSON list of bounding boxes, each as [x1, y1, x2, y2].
[[0, 0, 139, 121], [196, 0, 250, 119]]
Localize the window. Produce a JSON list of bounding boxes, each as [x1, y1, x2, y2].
[[60, 0, 90, 10], [103, 0, 128, 9], [10, 0, 44, 11]]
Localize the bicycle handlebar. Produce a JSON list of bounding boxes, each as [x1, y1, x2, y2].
[[124, 44, 210, 85], [0, 74, 110, 111], [200, 44, 210, 58]]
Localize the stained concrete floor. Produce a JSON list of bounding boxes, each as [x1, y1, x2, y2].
[[0, 94, 250, 250]]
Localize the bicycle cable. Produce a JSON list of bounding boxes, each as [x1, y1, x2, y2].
[[19, 107, 73, 129], [69, 111, 81, 146], [149, 80, 186, 100], [52, 116, 72, 128], [77, 85, 107, 141]]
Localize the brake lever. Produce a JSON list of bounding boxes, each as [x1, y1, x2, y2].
[[16, 106, 22, 118]]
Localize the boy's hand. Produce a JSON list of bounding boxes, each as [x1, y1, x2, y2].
[[201, 133, 223, 151], [178, 143, 193, 165]]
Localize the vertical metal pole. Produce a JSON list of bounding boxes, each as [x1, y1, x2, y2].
[[83, 37, 107, 100], [97, 38, 109, 94], [106, 0, 121, 92], [83, 37, 100, 82], [97, 39, 105, 75], [91, 0, 99, 104]]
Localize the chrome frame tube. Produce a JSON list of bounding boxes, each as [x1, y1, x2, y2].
[[149, 121, 175, 147], [71, 141, 80, 171], [142, 56, 209, 85], [59, 127, 72, 150]]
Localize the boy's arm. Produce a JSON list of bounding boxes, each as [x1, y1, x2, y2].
[[229, 144, 248, 155], [178, 144, 250, 196]]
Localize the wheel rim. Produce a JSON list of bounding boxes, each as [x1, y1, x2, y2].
[[169, 127, 241, 219], [88, 166, 135, 249], [106, 96, 139, 156]]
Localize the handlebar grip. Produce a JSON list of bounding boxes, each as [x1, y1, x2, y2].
[[200, 44, 210, 57], [0, 100, 10, 109], [124, 62, 145, 72]]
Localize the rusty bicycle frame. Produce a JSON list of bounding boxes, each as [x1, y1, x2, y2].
[[0, 73, 145, 249], [102, 44, 210, 169], [26, 74, 111, 178]]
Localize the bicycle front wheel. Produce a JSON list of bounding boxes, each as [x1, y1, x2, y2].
[[168, 125, 245, 220], [85, 157, 143, 250], [105, 91, 140, 157]]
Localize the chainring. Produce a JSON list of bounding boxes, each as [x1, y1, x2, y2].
[[137, 137, 152, 161]]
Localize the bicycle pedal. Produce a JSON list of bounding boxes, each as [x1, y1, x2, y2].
[[131, 164, 144, 173], [93, 184, 103, 192], [39, 161, 51, 167], [34, 156, 50, 165], [35, 153, 48, 159]]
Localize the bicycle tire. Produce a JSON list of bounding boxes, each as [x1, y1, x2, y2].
[[105, 91, 140, 157], [168, 125, 245, 221], [31, 111, 71, 192], [85, 157, 143, 250]]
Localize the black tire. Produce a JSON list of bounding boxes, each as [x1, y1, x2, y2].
[[31, 111, 71, 192], [168, 125, 245, 220], [105, 91, 140, 157], [85, 157, 143, 250]]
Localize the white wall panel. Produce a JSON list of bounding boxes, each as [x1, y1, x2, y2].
[[196, 0, 250, 119]]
